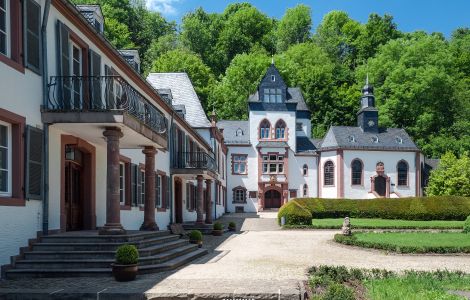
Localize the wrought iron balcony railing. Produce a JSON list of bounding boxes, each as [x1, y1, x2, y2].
[[46, 76, 168, 135], [174, 152, 217, 173]]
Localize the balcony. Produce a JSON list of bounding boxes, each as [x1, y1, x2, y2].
[[172, 152, 218, 178], [43, 76, 168, 148]]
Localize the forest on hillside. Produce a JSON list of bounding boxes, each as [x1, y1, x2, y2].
[[73, 0, 470, 158]]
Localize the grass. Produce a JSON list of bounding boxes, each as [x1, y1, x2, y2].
[[308, 266, 470, 300], [335, 232, 470, 253], [310, 218, 465, 229]]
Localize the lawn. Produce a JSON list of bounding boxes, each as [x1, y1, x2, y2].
[[310, 218, 465, 229], [309, 266, 470, 300], [335, 232, 470, 253]]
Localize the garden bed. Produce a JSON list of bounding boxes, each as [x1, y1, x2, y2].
[[308, 265, 470, 300], [334, 232, 470, 253], [306, 218, 465, 229]]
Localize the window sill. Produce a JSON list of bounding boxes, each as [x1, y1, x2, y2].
[[120, 205, 131, 210], [232, 173, 248, 176], [157, 207, 166, 212], [0, 197, 26, 206], [0, 54, 25, 74], [232, 201, 247, 204]]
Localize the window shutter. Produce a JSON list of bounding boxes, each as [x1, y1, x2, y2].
[[155, 175, 159, 208], [136, 168, 142, 206], [57, 21, 70, 108], [89, 50, 102, 109], [25, 126, 43, 200], [166, 176, 170, 209], [160, 175, 166, 208], [186, 182, 190, 209], [24, 0, 41, 73], [131, 163, 137, 206]]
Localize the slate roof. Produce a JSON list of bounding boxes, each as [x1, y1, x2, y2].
[[147, 73, 211, 128], [256, 141, 289, 148], [76, 5, 102, 25], [424, 158, 440, 170], [320, 126, 419, 151], [217, 120, 250, 145], [248, 88, 309, 111], [296, 136, 321, 153]]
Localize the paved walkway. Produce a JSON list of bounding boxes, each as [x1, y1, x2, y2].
[[1, 212, 469, 299]]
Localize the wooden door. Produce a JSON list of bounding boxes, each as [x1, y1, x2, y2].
[[174, 179, 183, 223], [65, 161, 83, 231], [374, 175, 386, 197], [265, 190, 281, 209]]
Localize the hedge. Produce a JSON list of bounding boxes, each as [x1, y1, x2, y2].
[[278, 200, 312, 225], [464, 216, 470, 233], [278, 196, 470, 225]]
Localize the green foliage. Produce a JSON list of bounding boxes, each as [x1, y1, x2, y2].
[[323, 283, 355, 300], [213, 222, 224, 230], [464, 216, 470, 233], [228, 222, 236, 228], [304, 218, 465, 230], [278, 200, 312, 225], [335, 232, 470, 253], [188, 230, 203, 241], [276, 5, 312, 52], [279, 197, 470, 224], [426, 152, 470, 197], [115, 244, 139, 265]]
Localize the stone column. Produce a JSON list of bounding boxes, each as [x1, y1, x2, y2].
[[196, 175, 204, 224], [140, 146, 159, 231], [205, 179, 213, 224], [100, 127, 125, 235]]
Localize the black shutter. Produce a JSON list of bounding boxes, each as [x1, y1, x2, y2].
[[57, 21, 70, 109], [25, 126, 43, 200], [89, 50, 102, 109], [131, 163, 137, 206], [24, 0, 41, 73]]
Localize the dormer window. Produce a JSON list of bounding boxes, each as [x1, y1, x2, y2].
[[271, 75, 275, 82], [371, 136, 379, 143], [348, 135, 356, 143], [395, 136, 403, 144], [236, 128, 243, 136], [263, 88, 282, 103]]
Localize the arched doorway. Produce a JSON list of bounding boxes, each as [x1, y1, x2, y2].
[[264, 190, 281, 209], [374, 175, 387, 197]]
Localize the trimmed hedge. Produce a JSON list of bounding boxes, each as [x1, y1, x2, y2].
[[278, 200, 312, 225], [278, 196, 470, 225], [464, 216, 470, 233]]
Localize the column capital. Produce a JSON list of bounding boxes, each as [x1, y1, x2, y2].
[[205, 179, 213, 184], [103, 127, 123, 139], [142, 146, 157, 156], [196, 175, 204, 181]]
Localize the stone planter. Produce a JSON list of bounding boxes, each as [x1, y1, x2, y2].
[[212, 230, 224, 236], [190, 239, 203, 248], [112, 264, 138, 282]]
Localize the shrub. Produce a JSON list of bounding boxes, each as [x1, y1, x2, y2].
[[115, 244, 139, 265], [229, 221, 236, 228], [213, 222, 224, 230], [278, 201, 312, 225], [278, 196, 470, 225], [323, 283, 355, 300], [464, 216, 470, 233], [189, 230, 203, 241]]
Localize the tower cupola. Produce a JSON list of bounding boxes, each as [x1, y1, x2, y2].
[[357, 75, 379, 133]]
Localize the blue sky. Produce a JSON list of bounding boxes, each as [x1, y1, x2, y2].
[[145, 0, 470, 37]]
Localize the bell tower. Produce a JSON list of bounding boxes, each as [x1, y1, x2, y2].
[[357, 75, 379, 133]]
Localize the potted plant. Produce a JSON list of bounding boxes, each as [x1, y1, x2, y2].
[[228, 222, 236, 231], [189, 230, 203, 248], [212, 222, 224, 236], [112, 244, 139, 282]]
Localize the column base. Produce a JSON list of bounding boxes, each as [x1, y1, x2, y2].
[[140, 222, 159, 231], [195, 220, 205, 225], [204, 219, 213, 224], [99, 223, 126, 235]]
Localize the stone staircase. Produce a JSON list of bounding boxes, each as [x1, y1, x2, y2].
[[5, 230, 206, 279]]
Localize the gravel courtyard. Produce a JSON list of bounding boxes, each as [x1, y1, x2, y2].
[[1, 212, 469, 299]]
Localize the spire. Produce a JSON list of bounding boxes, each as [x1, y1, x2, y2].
[[366, 73, 369, 85], [210, 103, 217, 126], [362, 74, 374, 95], [271, 55, 274, 65]]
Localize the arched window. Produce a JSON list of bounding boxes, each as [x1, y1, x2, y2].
[[303, 184, 308, 197], [351, 159, 363, 185], [275, 120, 286, 139], [324, 161, 335, 186], [302, 164, 308, 176], [397, 160, 408, 186], [259, 119, 271, 139]]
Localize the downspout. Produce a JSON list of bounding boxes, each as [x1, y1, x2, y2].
[[41, 0, 52, 235], [168, 112, 174, 224]]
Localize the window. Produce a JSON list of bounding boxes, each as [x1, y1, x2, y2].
[[259, 120, 271, 139], [324, 161, 334, 186], [139, 169, 145, 206], [233, 187, 246, 203], [262, 154, 284, 174], [371, 136, 379, 143], [24, 0, 41, 72], [302, 164, 308, 176], [0, 122, 11, 196], [351, 159, 362, 185], [397, 160, 408, 186], [0, 0, 8, 56], [302, 184, 308, 197], [156, 175, 162, 208], [119, 162, 125, 204], [348, 135, 356, 143], [271, 75, 275, 82], [235, 128, 243, 136], [232, 154, 247, 175], [296, 122, 303, 131], [263, 88, 282, 103], [275, 120, 286, 139]]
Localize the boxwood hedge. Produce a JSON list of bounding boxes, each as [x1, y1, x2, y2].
[[278, 196, 470, 225]]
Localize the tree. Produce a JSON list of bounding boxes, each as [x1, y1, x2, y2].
[[426, 152, 470, 197], [276, 5, 312, 52], [150, 49, 216, 111], [142, 33, 181, 75]]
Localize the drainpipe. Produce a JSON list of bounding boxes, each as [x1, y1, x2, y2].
[[41, 0, 52, 236], [168, 112, 174, 224]]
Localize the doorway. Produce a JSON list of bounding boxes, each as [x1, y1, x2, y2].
[[374, 175, 387, 197], [65, 150, 84, 231], [174, 178, 183, 223], [264, 190, 282, 209]]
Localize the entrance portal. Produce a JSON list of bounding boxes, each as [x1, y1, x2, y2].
[[65, 147, 84, 231], [374, 175, 387, 197], [264, 190, 282, 209]]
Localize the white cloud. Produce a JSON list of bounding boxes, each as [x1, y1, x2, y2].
[[146, 0, 180, 16]]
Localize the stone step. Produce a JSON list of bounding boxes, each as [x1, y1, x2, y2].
[[23, 239, 189, 260], [6, 249, 207, 278], [40, 230, 170, 244], [32, 235, 179, 251], [15, 244, 199, 269]]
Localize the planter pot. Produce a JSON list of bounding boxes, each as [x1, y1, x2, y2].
[[112, 263, 138, 282], [212, 229, 224, 236], [190, 239, 203, 248]]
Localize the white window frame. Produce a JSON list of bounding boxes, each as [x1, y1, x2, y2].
[[0, 0, 10, 57], [303, 185, 308, 197], [0, 121, 12, 197], [156, 175, 162, 208], [234, 188, 245, 203], [139, 169, 145, 207], [119, 162, 125, 205], [233, 154, 247, 175], [262, 154, 284, 174]]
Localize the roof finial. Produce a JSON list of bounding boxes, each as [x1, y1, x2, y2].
[[271, 54, 274, 65], [366, 73, 369, 85]]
